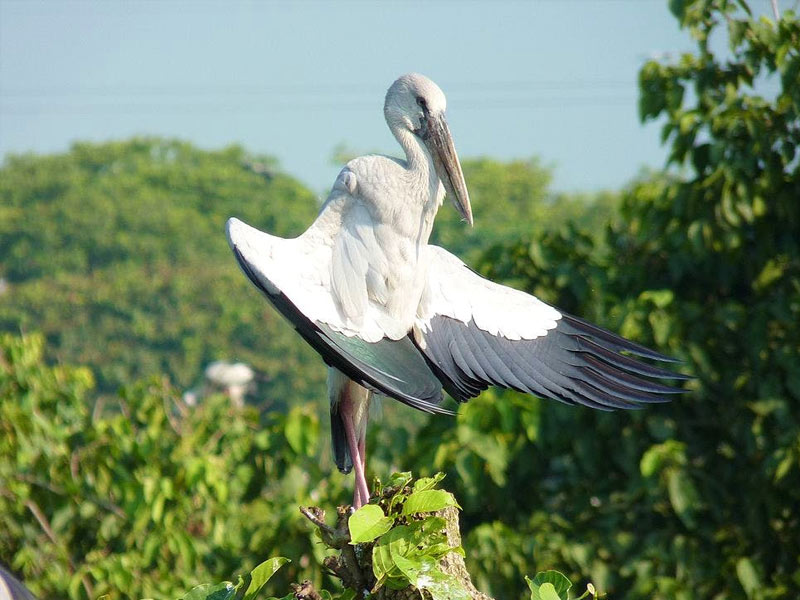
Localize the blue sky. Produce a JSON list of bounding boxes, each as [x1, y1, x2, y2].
[[0, 0, 790, 196]]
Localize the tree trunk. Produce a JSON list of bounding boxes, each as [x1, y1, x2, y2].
[[300, 503, 493, 600]]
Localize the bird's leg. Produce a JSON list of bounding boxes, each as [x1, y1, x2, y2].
[[358, 435, 367, 482], [355, 390, 372, 505], [353, 434, 368, 509], [355, 427, 370, 507], [355, 456, 370, 507], [353, 483, 365, 510], [340, 399, 369, 509]]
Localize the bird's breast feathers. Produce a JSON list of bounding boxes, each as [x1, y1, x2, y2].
[[327, 201, 431, 341]]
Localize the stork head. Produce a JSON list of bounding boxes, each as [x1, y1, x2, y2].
[[385, 73, 473, 225]]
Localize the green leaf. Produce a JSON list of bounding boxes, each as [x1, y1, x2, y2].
[[412, 472, 446, 492], [372, 539, 398, 584], [753, 258, 786, 292], [349, 504, 395, 543], [728, 19, 747, 47], [373, 523, 443, 588], [526, 571, 572, 600], [393, 555, 470, 600], [539, 584, 563, 600], [385, 471, 415, 512], [774, 452, 794, 482], [179, 582, 236, 600], [385, 525, 415, 563], [667, 468, 700, 528], [417, 516, 448, 536], [640, 440, 687, 477], [639, 289, 674, 309], [238, 557, 290, 600], [284, 407, 318, 456], [391, 552, 423, 578], [736, 557, 761, 598], [648, 310, 672, 346], [402, 489, 460, 515], [387, 471, 413, 489], [668, 0, 686, 21]]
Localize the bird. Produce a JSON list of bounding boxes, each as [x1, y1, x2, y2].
[[226, 73, 687, 509]]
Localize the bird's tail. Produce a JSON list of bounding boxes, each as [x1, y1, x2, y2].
[[330, 407, 353, 474], [328, 367, 372, 474], [329, 367, 355, 474]]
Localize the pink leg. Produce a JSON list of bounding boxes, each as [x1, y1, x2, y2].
[[341, 403, 370, 509], [356, 433, 370, 504], [358, 436, 367, 484]]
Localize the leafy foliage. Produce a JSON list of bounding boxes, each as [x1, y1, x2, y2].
[[0, 138, 324, 399], [176, 557, 291, 600], [0, 332, 347, 600], [432, 158, 617, 263], [370, 520, 465, 597], [347, 473, 465, 597], [174, 473, 593, 600]]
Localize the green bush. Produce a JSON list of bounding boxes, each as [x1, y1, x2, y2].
[[0, 332, 351, 599], [0, 139, 324, 399]]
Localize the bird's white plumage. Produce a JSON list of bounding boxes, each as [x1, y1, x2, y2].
[[227, 73, 684, 509], [228, 73, 459, 346], [416, 246, 562, 341], [228, 213, 562, 348], [228, 71, 557, 345], [226, 216, 339, 326], [227, 154, 440, 342]]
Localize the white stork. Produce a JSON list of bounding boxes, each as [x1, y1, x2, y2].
[[226, 73, 686, 508]]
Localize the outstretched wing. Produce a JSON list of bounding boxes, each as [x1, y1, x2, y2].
[[415, 246, 688, 409], [226, 217, 451, 415]]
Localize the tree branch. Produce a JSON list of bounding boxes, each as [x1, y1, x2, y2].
[[24, 499, 94, 599]]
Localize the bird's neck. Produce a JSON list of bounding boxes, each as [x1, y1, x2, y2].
[[393, 127, 442, 208], [394, 127, 429, 170]]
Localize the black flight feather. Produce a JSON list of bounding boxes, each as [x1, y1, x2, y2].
[[415, 312, 688, 410]]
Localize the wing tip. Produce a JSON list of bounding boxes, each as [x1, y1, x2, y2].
[[559, 313, 693, 374], [225, 216, 244, 250], [418, 314, 690, 413]]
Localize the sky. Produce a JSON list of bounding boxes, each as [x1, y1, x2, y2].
[[0, 0, 791, 196]]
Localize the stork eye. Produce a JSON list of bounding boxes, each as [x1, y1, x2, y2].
[[416, 96, 427, 110]]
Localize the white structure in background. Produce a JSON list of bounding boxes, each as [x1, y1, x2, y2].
[[183, 361, 255, 407], [204, 361, 255, 407]]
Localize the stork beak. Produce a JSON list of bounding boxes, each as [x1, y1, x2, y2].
[[425, 114, 473, 226]]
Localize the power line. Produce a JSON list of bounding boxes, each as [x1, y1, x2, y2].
[[0, 96, 639, 116], [0, 80, 638, 98]]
